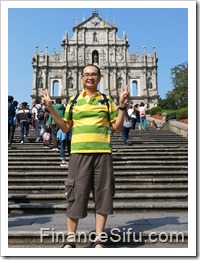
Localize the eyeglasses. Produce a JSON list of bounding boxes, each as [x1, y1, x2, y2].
[[82, 73, 99, 78]]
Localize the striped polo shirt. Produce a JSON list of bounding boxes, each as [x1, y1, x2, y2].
[[63, 89, 118, 153]]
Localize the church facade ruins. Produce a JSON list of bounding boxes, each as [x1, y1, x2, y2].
[[31, 11, 159, 107]]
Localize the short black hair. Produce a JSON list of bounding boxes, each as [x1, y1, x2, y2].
[[22, 102, 28, 107], [8, 95, 14, 102], [13, 101, 18, 107], [56, 98, 61, 104], [81, 64, 101, 76]]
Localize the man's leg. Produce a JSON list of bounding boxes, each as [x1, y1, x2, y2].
[[63, 217, 79, 248], [95, 213, 107, 248]]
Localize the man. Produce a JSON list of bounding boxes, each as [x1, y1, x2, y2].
[[42, 64, 129, 248], [31, 99, 46, 142], [8, 95, 16, 146], [16, 102, 31, 144]]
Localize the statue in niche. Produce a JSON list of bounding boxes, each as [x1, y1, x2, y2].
[[117, 48, 124, 61], [38, 73, 43, 88], [38, 77, 43, 88], [147, 70, 152, 76], [93, 32, 97, 42], [117, 77, 123, 89], [147, 78, 152, 89], [93, 54, 98, 63], [109, 49, 115, 62], [68, 77, 73, 89]]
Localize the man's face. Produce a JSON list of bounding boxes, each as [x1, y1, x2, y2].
[[81, 66, 100, 89]]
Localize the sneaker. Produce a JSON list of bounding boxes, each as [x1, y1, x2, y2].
[[20, 141, 24, 144], [60, 162, 68, 167], [35, 137, 40, 143], [52, 148, 59, 151], [8, 142, 11, 147]]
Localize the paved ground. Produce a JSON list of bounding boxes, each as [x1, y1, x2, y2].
[[8, 211, 188, 248]]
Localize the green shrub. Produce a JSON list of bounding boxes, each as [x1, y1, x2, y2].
[[162, 110, 177, 116], [148, 107, 188, 122], [148, 107, 162, 116], [176, 108, 188, 121]]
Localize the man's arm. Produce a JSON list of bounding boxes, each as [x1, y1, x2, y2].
[[111, 109, 126, 132]]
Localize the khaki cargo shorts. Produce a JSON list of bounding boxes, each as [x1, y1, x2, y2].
[[65, 153, 115, 219]]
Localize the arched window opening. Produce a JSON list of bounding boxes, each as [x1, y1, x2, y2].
[[131, 81, 138, 96], [92, 50, 99, 64], [53, 80, 59, 96]]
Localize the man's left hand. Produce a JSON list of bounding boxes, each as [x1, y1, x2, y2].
[[118, 85, 130, 106]]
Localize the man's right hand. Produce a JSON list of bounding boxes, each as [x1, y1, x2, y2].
[[41, 89, 53, 111]]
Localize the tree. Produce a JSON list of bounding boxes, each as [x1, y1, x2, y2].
[[170, 62, 188, 109], [158, 62, 188, 110]]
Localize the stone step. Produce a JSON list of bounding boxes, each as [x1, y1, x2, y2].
[[13, 130, 187, 137], [8, 164, 188, 171], [8, 159, 188, 166], [8, 177, 188, 184], [8, 201, 188, 214], [10, 141, 188, 148], [8, 155, 188, 161], [8, 127, 188, 215], [8, 234, 188, 248], [8, 210, 188, 247], [8, 184, 188, 194], [8, 192, 188, 204], [8, 151, 188, 157], [8, 145, 188, 152], [8, 171, 188, 177], [9, 143, 188, 149]]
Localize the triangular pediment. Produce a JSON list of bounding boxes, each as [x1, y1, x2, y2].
[[73, 12, 116, 31]]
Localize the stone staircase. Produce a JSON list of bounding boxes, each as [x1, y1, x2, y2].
[[8, 126, 188, 214]]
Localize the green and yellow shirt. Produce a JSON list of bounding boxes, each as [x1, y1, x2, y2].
[[63, 89, 118, 153]]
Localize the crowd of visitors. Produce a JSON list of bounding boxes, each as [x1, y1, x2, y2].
[[8, 95, 71, 166], [8, 94, 153, 162], [121, 101, 148, 145]]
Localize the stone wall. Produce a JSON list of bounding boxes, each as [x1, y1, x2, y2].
[[147, 116, 188, 138]]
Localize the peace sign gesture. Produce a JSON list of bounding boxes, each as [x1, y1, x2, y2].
[[118, 85, 130, 106], [41, 89, 53, 111]]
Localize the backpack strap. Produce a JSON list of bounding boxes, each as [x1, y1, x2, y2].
[[99, 92, 110, 122], [70, 93, 79, 109], [68, 93, 79, 120]]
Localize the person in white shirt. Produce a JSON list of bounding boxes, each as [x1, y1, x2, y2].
[[139, 102, 147, 130], [122, 109, 132, 145]]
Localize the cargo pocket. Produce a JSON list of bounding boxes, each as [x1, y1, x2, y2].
[[64, 179, 75, 202]]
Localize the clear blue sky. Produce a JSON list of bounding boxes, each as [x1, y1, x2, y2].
[[8, 6, 188, 106]]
